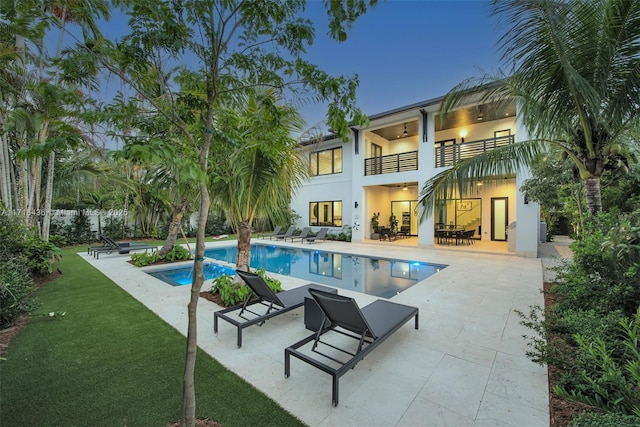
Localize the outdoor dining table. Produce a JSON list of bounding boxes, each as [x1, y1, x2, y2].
[[436, 228, 465, 245]]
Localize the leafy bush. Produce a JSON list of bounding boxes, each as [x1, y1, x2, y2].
[[210, 269, 282, 307], [102, 217, 131, 240], [130, 245, 192, 267], [568, 411, 640, 427], [518, 210, 640, 421], [211, 274, 250, 306], [0, 211, 61, 276], [0, 258, 39, 328], [48, 234, 66, 248], [555, 308, 640, 417]]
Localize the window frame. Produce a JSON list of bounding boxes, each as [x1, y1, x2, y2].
[[309, 200, 343, 227], [309, 146, 342, 176]]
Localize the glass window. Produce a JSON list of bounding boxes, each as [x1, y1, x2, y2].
[[309, 201, 342, 227], [310, 147, 342, 176]]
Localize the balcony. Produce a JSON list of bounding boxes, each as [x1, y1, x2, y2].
[[364, 151, 418, 176], [434, 135, 515, 168]]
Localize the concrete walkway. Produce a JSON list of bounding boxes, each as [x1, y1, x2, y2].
[[79, 238, 572, 426]]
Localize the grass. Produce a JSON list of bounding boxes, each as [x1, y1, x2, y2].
[[0, 246, 305, 427]]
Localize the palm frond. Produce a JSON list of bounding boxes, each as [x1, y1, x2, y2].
[[418, 139, 546, 220]]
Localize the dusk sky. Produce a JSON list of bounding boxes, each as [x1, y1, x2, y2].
[[74, 1, 504, 144], [298, 0, 503, 127]]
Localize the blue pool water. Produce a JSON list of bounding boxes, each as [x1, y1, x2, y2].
[[196, 244, 447, 298], [148, 263, 235, 287]]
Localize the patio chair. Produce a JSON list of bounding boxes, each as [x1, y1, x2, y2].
[[303, 227, 328, 244], [92, 235, 158, 259], [284, 288, 419, 406], [214, 269, 336, 347], [285, 227, 312, 242], [271, 226, 296, 241], [258, 225, 282, 240]]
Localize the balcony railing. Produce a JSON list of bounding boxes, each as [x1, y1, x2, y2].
[[434, 135, 515, 168], [364, 150, 418, 176]]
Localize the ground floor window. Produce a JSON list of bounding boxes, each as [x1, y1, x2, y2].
[[309, 201, 342, 227]]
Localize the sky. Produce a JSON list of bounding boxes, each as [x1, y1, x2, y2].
[[297, 0, 503, 128], [52, 0, 505, 145]]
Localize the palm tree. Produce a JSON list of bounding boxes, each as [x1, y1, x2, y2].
[[209, 87, 307, 273], [420, 0, 640, 216]]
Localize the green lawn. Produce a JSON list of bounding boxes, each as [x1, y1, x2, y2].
[[0, 246, 305, 427]]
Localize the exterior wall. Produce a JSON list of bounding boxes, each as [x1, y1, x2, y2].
[[293, 97, 541, 257], [291, 137, 354, 234]]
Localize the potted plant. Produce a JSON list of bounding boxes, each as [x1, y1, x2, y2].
[[389, 213, 398, 232], [370, 212, 380, 239]]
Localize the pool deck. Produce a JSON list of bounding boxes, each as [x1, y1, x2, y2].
[[79, 239, 551, 426]]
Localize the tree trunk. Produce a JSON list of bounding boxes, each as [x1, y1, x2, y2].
[[41, 150, 55, 240], [235, 220, 252, 272], [0, 135, 12, 209], [584, 176, 602, 214], [181, 127, 211, 427], [158, 201, 187, 256]]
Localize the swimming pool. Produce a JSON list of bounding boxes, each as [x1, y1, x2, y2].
[[147, 263, 235, 287], [201, 244, 447, 298]]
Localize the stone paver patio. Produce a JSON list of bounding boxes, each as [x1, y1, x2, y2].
[[80, 239, 550, 426]]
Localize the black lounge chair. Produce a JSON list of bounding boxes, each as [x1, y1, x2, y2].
[[92, 235, 158, 259], [258, 226, 282, 240], [285, 289, 419, 406], [285, 227, 312, 242], [303, 227, 328, 244], [87, 235, 116, 255], [214, 269, 336, 347], [271, 225, 296, 241]]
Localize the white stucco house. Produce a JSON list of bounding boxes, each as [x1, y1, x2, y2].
[[290, 94, 541, 258]]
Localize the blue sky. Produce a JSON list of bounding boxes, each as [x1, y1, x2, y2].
[[298, 0, 503, 127], [57, 1, 503, 142]]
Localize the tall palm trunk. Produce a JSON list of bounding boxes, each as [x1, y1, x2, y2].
[[41, 150, 55, 240], [584, 176, 602, 214], [0, 135, 12, 209], [235, 220, 252, 273]]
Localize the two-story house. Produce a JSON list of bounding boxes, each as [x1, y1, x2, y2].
[[290, 94, 541, 258]]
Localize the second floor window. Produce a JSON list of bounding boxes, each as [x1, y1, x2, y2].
[[310, 147, 342, 176]]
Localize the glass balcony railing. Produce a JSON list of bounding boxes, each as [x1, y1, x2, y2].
[[364, 151, 418, 176], [434, 135, 514, 168]]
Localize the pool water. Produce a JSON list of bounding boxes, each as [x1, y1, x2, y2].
[[198, 244, 447, 298], [148, 263, 235, 287]]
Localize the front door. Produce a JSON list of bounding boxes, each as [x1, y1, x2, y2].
[[491, 197, 508, 241]]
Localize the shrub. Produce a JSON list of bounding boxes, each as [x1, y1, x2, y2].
[[49, 234, 66, 248], [0, 211, 62, 276], [211, 274, 250, 306], [130, 245, 192, 267], [0, 258, 39, 328], [555, 308, 640, 418], [518, 210, 640, 421], [568, 412, 640, 427], [210, 269, 282, 307]]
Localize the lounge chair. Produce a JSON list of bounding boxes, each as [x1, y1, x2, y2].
[[272, 226, 296, 241], [258, 226, 282, 240], [285, 227, 311, 242], [87, 235, 116, 255], [284, 288, 419, 406], [92, 235, 158, 259], [214, 269, 336, 347], [303, 227, 328, 244]]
